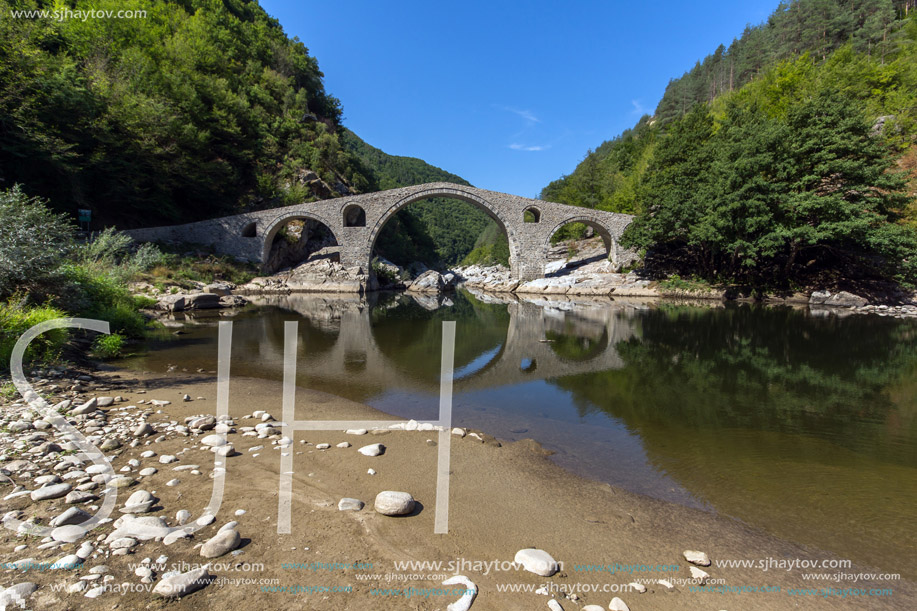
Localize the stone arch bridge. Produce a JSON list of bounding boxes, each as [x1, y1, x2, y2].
[[125, 182, 634, 281]]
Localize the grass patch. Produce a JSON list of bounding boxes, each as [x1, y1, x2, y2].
[[0, 300, 68, 368], [91, 334, 124, 359], [658, 274, 714, 292]]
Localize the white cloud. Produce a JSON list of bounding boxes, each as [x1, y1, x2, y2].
[[631, 99, 649, 115], [496, 105, 541, 124], [509, 143, 550, 152]]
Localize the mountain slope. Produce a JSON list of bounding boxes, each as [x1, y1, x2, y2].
[[0, 0, 373, 227], [541, 0, 917, 288]]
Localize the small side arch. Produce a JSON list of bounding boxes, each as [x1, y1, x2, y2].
[[523, 206, 541, 223], [240, 221, 257, 238], [343, 204, 366, 227]]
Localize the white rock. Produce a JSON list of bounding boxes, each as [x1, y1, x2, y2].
[[451, 428, 466, 437], [133, 423, 154, 437], [51, 525, 87, 542], [0, 583, 37, 607], [514, 548, 558, 577], [609, 598, 630, 611], [315, 443, 331, 450], [159, 455, 178, 464], [367, 469, 376, 475], [582, 607, 604, 611], [442, 575, 477, 611], [338, 498, 364, 511], [373, 491, 415, 516], [358, 443, 384, 456], [200, 529, 240, 558], [336, 442, 350, 448], [689, 565, 709, 584], [175, 510, 192, 525], [31, 483, 72, 501], [627, 582, 647, 593], [683, 550, 711, 566], [139, 468, 157, 476], [153, 566, 212, 598], [345, 429, 367, 435], [200, 434, 226, 447], [547, 600, 564, 611]]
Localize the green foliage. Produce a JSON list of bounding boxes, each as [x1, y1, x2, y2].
[[544, 4, 917, 288], [90, 333, 124, 359], [461, 223, 510, 267], [0, 0, 371, 226], [0, 300, 68, 368], [0, 185, 76, 298], [371, 259, 399, 286]]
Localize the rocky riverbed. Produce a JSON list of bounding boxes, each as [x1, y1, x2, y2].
[[1, 364, 914, 610]]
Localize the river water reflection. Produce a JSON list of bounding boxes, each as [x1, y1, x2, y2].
[[118, 289, 917, 577]]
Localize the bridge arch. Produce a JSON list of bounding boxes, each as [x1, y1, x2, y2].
[[544, 215, 616, 268], [261, 210, 342, 268], [365, 186, 522, 275]]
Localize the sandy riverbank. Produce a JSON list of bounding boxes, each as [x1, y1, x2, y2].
[[1, 368, 914, 610]]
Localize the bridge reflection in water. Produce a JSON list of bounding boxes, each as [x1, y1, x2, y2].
[[234, 290, 641, 396]]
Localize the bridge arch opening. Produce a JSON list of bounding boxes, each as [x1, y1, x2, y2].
[[523, 206, 541, 223], [343, 204, 366, 227], [241, 221, 257, 238], [367, 188, 520, 280], [545, 218, 616, 275], [261, 214, 340, 274]]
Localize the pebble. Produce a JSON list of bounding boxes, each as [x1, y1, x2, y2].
[[683, 550, 711, 566], [200, 434, 226, 447], [358, 443, 385, 457], [200, 529, 241, 558], [153, 566, 212, 598], [51, 525, 88, 543], [373, 491, 415, 516], [175, 510, 192, 525], [134, 423, 154, 437], [138, 468, 158, 476], [628, 582, 647, 593], [315, 443, 331, 450], [452, 427, 466, 437], [345, 429, 367, 435], [690, 566, 710, 584], [159, 455, 178, 464], [609, 598, 630, 611], [338, 498, 364, 511], [336, 442, 351, 448], [442, 575, 477, 611], [50, 507, 91, 527], [547, 600, 564, 611], [367, 469, 376, 475], [120, 490, 155, 513], [31, 483, 72, 501], [514, 548, 558, 577]]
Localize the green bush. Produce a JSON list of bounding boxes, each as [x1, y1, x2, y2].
[[91, 334, 124, 359], [0, 186, 75, 298], [0, 300, 68, 370]]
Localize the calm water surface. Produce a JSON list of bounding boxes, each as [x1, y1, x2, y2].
[[117, 290, 917, 576]]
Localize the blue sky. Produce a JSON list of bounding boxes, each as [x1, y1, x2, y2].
[[261, 0, 778, 198]]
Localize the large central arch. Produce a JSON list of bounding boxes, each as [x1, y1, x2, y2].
[[363, 186, 522, 276]]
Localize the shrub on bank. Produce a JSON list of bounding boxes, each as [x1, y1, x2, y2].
[[0, 186, 163, 369], [0, 300, 68, 368]]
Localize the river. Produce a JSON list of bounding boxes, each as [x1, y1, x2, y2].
[[116, 289, 917, 578]]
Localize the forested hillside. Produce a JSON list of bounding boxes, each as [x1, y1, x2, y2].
[[542, 0, 917, 289], [343, 129, 505, 267], [0, 0, 381, 226]]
